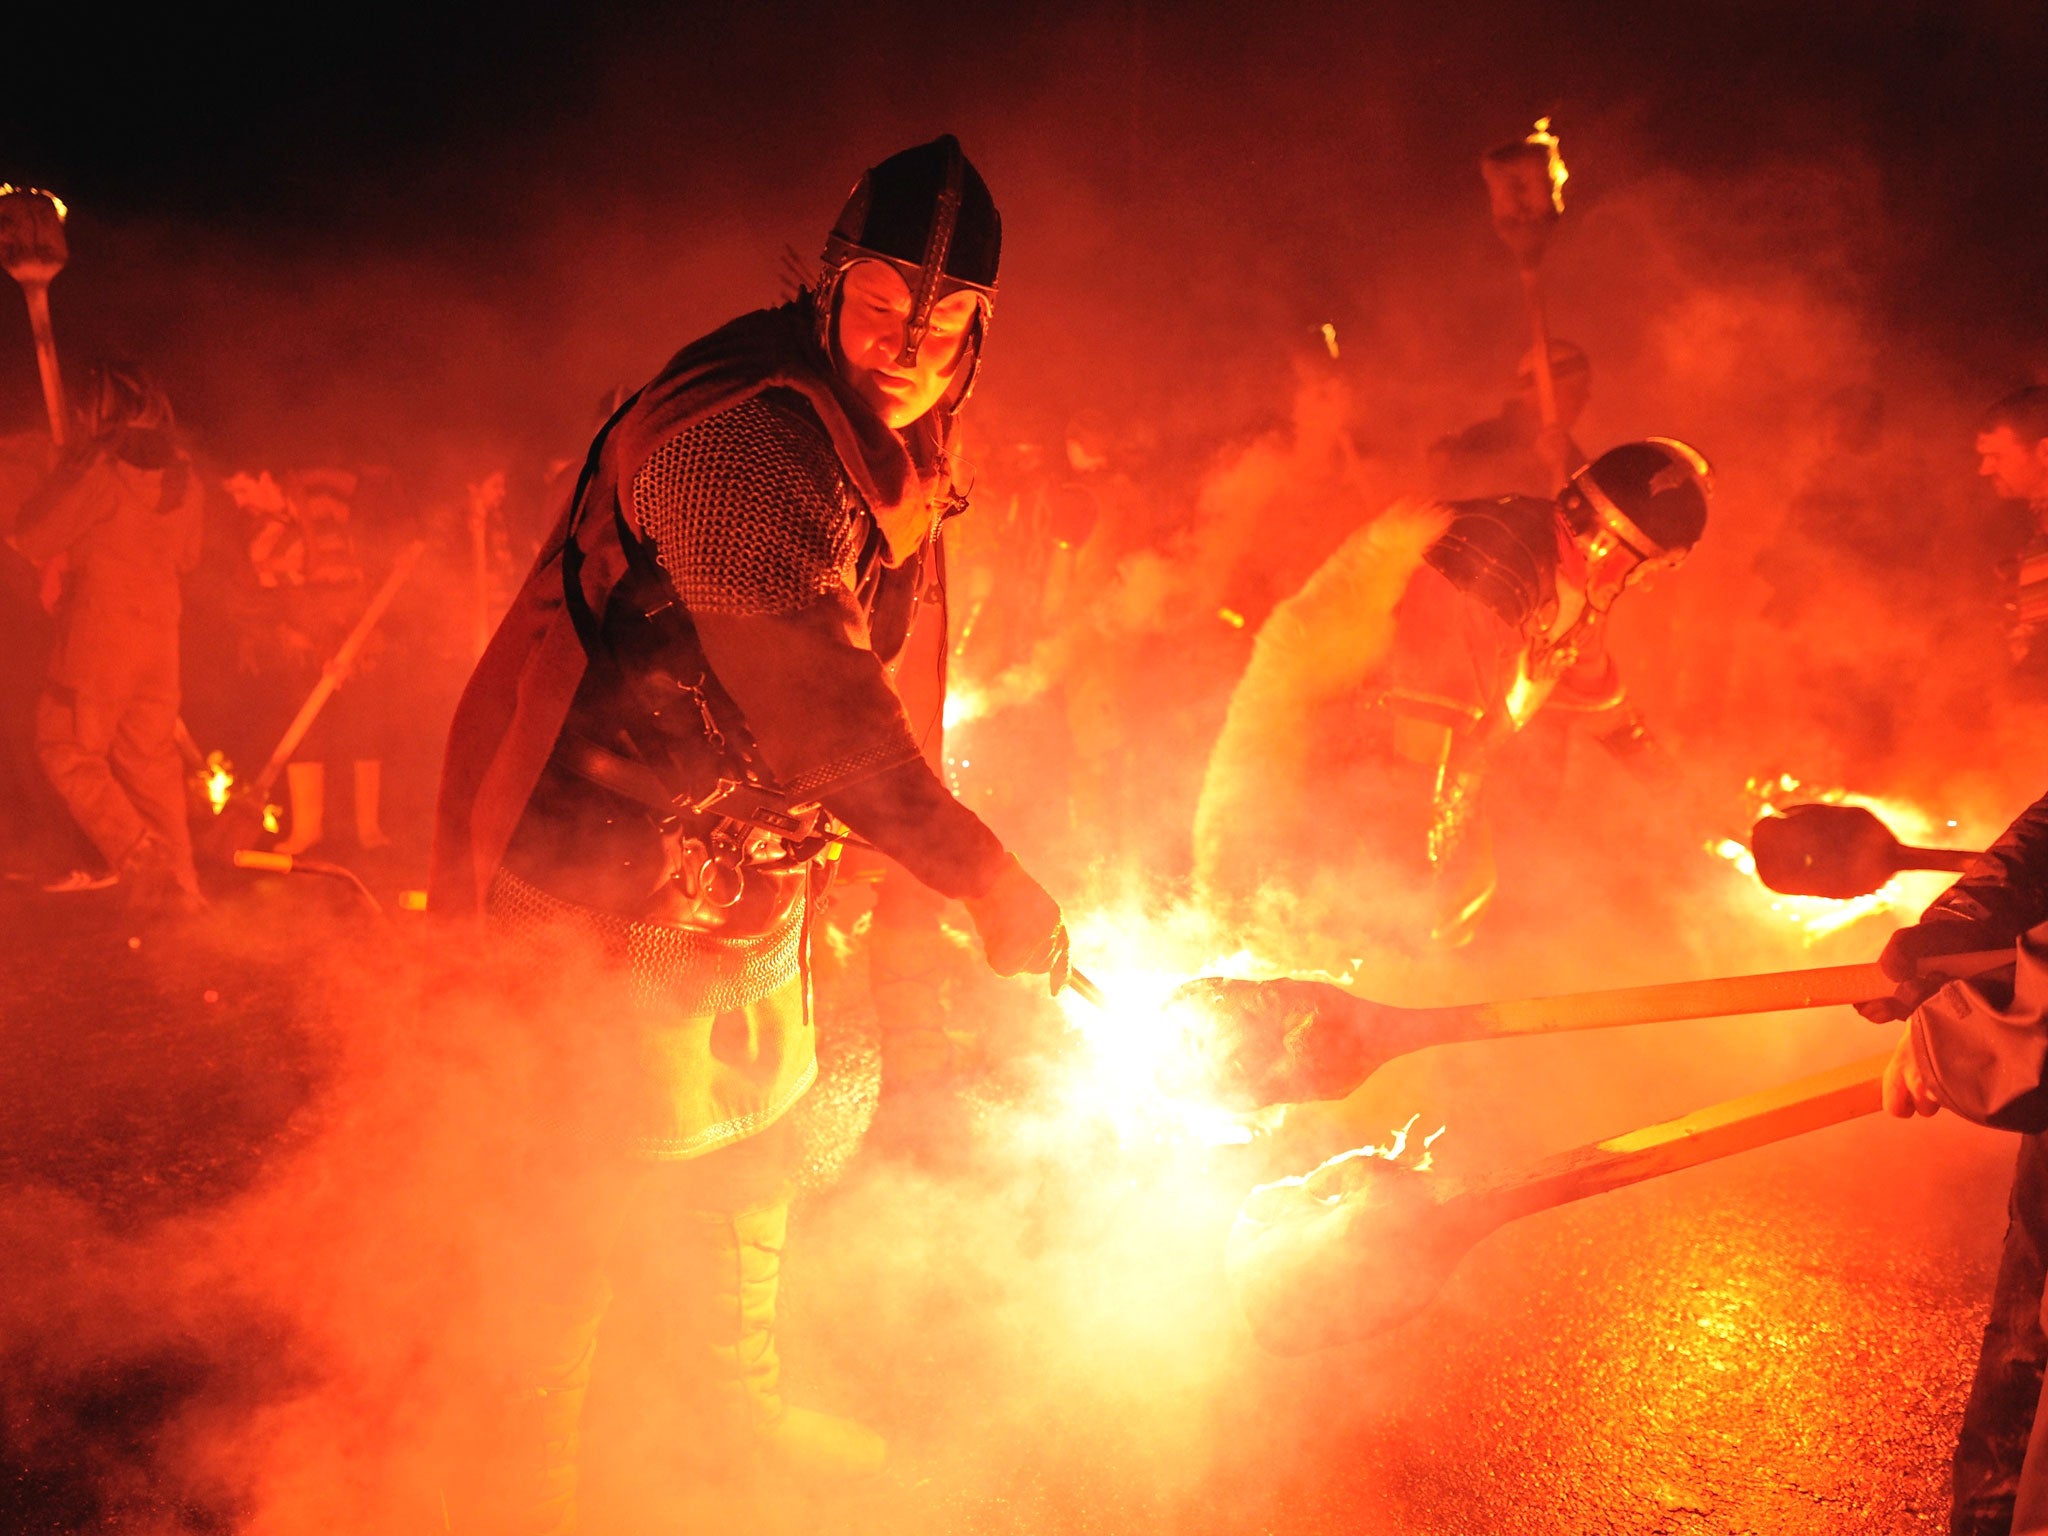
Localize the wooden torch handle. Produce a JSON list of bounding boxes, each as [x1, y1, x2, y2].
[[1430, 949, 2014, 1043], [20, 281, 65, 447], [1469, 1051, 1890, 1230]]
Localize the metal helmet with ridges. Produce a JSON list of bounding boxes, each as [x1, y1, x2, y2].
[[813, 135, 1000, 393], [1563, 438, 1712, 559]]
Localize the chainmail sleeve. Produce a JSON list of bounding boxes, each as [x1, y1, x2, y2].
[[633, 392, 869, 615], [628, 392, 1009, 900]]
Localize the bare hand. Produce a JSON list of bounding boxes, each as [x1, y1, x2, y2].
[[1882, 1028, 1940, 1118]]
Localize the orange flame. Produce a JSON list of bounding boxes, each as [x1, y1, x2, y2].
[[0, 184, 68, 221], [204, 751, 235, 816], [1528, 116, 1568, 213]]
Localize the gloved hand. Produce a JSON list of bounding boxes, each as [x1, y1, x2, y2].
[[963, 854, 1070, 994], [1854, 920, 1992, 1022]]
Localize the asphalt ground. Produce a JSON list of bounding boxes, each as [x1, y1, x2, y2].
[[0, 873, 2017, 1535]]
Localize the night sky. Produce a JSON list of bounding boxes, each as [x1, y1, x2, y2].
[[4, 1, 2045, 462]]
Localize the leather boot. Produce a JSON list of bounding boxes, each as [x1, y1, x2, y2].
[[275, 760, 325, 855], [446, 1327, 597, 1536], [684, 1197, 886, 1480]]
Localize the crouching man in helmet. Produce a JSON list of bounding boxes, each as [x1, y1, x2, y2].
[[1194, 438, 1711, 957], [430, 136, 1065, 1530]]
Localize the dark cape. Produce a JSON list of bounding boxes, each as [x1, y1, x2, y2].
[[430, 302, 954, 916]]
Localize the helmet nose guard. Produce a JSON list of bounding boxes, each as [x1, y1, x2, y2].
[[1565, 437, 1712, 565], [814, 135, 1000, 395]]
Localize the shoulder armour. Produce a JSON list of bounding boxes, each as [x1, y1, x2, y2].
[[632, 390, 870, 616], [1424, 496, 1560, 630]]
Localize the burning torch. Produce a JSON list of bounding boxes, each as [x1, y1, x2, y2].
[[1229, 1050, 1899, 1354], [0, 184, 70, 446], [1168, 947, 2010, 1111], [1480, 117, 1570, 492]]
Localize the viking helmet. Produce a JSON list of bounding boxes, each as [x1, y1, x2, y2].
[[814, 135, 1001, 393], [1560, 437, 1712, 567]]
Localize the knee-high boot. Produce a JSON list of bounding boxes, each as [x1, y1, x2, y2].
[[680, 1196, 886, 1479]]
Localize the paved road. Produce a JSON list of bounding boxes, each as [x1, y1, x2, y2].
[[0, 881, 2014, 1534]]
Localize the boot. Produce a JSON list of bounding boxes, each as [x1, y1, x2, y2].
[[684, 1197, 886, 1480], [353, 758, 393, 849], [446, 1327, 598, 1536], [275, 760, 325, 855]]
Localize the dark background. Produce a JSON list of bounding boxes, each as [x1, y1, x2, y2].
[[4, 0, 2044, 469]]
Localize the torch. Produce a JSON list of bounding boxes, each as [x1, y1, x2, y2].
[[1228, 1050, 1891, 1354], [0, 185, 70, 446], [1170, 947, 2011, 1111], [1480, 118, 1569, 492], [1748, 802, 1979, 900]]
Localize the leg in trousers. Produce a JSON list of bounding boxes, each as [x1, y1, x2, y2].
[[1955, 1132, 2048, 1535], [35, 684, 147, 868], [108, 630, 199, 894]]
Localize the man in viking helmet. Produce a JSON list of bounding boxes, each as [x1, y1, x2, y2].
[[432, 137, 1067, 1527], [1193, 438, 1711, 956]]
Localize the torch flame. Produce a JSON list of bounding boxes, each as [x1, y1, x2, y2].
[[1527, 117, 1568, 214], [203, 751, 235, 816], [0, 184, 68, 222], [1256, 1114, 1450, 1205]]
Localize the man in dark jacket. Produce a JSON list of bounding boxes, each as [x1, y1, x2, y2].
[[432, 137, 1067, 1528], [1863, 788, 2048, 1535]]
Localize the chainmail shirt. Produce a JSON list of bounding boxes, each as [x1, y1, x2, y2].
[[632, 391, 869, 617]]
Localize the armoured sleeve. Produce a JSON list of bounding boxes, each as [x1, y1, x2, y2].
[[1918, 789, 2048, 946], [631, 395, 1008, 900]]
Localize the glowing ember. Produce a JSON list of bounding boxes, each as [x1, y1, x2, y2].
[[1217, 607, 1246, 629], [1319, 321, 1339, 359], [204, 751, 235, 815]]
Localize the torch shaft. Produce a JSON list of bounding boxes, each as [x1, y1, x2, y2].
[[1893, 844, 1978, 875], [1467, 1051, 1888, 1229], [1431, 949, 2013, 1043], [1517, 267, 1566, 493], [19, 280, 65, 447], [251, 540, 426, 795]]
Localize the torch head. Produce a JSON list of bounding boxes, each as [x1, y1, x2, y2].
[[1749, 803, 1902, 899], [1227, 1151, 1481, 1353], [1165, 976, 1409, 1110], [0, 185, 68, 286], [1481, 117, 1568, 268]]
